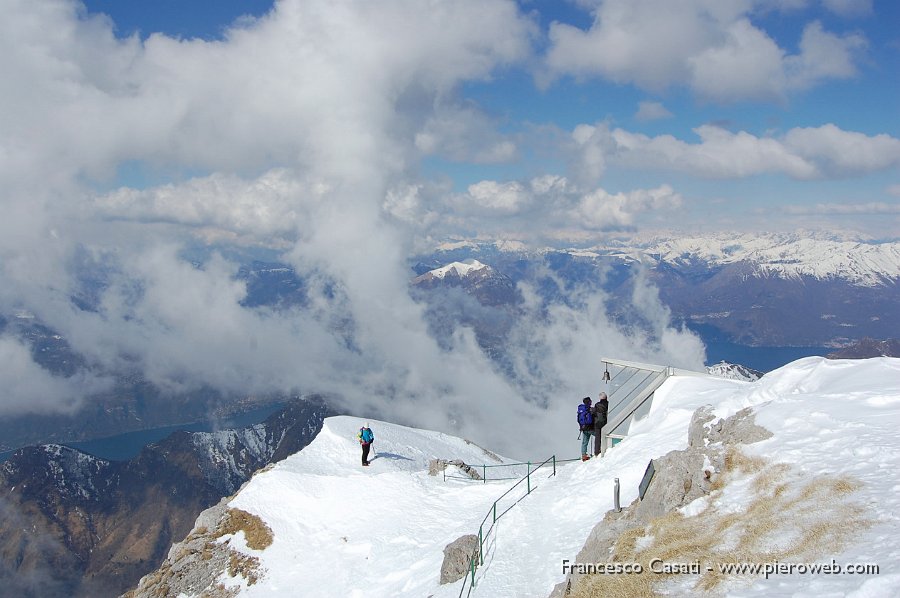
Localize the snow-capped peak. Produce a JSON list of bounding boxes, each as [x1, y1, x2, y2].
[[610, 232, 900, 287], [427, 259, 489, 280], [706, 360, 763, 382]]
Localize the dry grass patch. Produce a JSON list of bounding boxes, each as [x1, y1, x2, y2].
[[228, 552, 263, 585], [215, 508, 274, 551], [571, 448, 873, 598]]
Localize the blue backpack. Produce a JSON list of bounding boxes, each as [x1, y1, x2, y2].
[[359, 428, 374, 443], [577, 403, 593, 427]]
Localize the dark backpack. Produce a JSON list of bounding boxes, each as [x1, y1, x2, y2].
[[577, 403, 593, 428]]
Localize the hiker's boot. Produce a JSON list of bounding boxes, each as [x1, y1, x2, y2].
[[581, 454, 590, 461]]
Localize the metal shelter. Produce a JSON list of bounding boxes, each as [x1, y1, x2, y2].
[[599, 357, 708, 452]]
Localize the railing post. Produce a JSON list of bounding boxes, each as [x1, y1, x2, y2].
[[471, 555, 476, 588], [553, 455, 556, 476], [483, 464, 486, 483], [527, 461, 531, 494], [614, 477, 621, 512], [492, 501, 497, 523], [478, 524, 484, 565]]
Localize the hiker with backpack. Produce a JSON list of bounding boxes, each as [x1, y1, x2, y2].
[[577, 397, 594, 461], [357, 422, 375, 466], [592, 392, 609, 456]]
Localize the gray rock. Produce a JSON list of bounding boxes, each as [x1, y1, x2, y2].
[[550, 405, 772, 597], [688, 405, 717, 449], [429, 458, 483, 480], [440, 534, 480, 585]]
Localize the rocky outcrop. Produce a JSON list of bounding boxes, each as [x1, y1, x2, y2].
[[428, 458, 483, 480], [124, 500, 272, 598], [550, 406, 773, 598], [826, 337, 900, 359], [440, 534, 480, 585], [0, 397, 333, 598]]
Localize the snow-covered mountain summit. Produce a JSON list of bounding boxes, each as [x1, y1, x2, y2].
[[434, 233, 900, 287], [414, 258, 490, 281], [630, 233, 900, 287], [133, 358, 900, 598]]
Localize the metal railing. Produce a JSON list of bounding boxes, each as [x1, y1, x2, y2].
[[457, 455, 560, 597], [443, 458, 581, 483]]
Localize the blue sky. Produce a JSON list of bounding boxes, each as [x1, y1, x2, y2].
[[0, 0, 896, 421], [63, 0, 898, 241]]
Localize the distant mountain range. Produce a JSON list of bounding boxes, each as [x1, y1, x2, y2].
[[2, 233, 896, 453], [826, 338, 900, 359], [0, 398, 333, 597], [413, 233, 899, 349]]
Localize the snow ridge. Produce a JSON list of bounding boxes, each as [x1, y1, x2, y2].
[[427, 258, 489, 280], [184, 357, 900, 598]]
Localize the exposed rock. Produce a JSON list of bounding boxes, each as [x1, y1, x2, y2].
[[0, 397, 333, 598], [827, 337, 900, 359], [440, 534, 480, 585], [550, 405, 773, 598], [428, 458, 483, 480], [125, 499, 270, 598]]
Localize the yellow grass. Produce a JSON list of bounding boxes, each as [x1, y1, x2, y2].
[[570, 448, 873, 597]]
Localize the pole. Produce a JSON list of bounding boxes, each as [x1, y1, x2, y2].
[[483, 464, 486, 484], [527, 461, 531, 494], [614, 477, 621, 512], [478, 525, 484, 566]]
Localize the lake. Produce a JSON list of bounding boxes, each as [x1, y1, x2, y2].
[[0, 402, 286, 464]]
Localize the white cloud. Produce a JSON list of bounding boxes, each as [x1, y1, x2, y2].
[[689, 18, 787, 102], [782, 202, 900, 215], [463, 180, 532, 214], [94, 169, 310, 243], [543, 0, 867, 101], [572, 122, 900, 180], [782, 124, 900, 176], [414, 102, 519, 163], [635, 101, 673, 122], [821, 0, 873, 18], [0, 336, 110, 416], [0, 0, 705, 453], [785, 21, 866, 90], [435, 175, 681, 240]]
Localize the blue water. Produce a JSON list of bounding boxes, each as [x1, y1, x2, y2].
[[702, 340, 831, 373], [687, 323, 832, 372], [0, 403, 286, 464]]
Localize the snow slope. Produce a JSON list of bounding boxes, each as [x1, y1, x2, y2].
[[636, 233, 900, 286], [425, 259, 489, 280], [225, 417, 520, 597], [209, 357, 900, 597]]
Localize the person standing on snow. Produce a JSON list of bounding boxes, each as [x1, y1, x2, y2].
[[592, 392, 609, 457], [357, 422, 374, 466], [577, 397, 593, 461]]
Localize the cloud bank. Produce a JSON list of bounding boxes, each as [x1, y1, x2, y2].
[[0, 0, 707, 457], [544, 0, 867, 101]]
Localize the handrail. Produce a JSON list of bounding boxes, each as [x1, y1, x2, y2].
[[457, 454, 560, 597], [443, 457, 581, 483]]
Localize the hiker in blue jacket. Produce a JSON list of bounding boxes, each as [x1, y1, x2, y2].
[[577, 397, 593, 461], [357, 422, 374, 466]]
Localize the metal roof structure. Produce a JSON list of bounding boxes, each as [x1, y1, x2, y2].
[[599, 357, 709, 451]]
